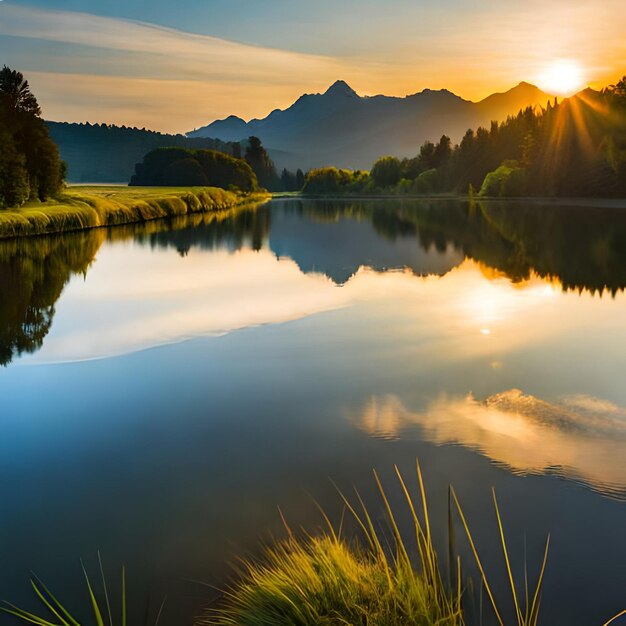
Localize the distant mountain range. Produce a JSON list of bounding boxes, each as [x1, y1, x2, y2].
[[188, 80, 556, 170]]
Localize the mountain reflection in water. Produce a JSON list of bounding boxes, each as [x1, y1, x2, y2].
[[3, 198, 626, 367], [2, 198, 626, 625]]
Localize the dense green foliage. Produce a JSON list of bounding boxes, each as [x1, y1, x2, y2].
[[302, 167, 370, 194], [0, 66, 64, 208], [47, 121, 240, 183], [130, 147, 258, 190], [370, 156, 403, 187]]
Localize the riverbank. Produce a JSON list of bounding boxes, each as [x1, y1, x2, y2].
[[0, 186, 270, 239], [292, 192, 626, 209]]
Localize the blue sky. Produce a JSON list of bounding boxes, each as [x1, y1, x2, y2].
[[1, 0, 624, 132]]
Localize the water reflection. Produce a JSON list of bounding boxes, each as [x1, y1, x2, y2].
[[0, 232, 104, 366], [2, 198, 626, 624], [0, 205, 268, 365], [3, 198, 626, 366], [348, 390, 626, 500]]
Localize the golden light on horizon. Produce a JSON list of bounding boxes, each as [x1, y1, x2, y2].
[[537, 60, 585, 95]]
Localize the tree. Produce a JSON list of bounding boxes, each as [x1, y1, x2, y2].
[[163, 158, 209, 186], [244, 136, 279, 190], [606, 76, 626, 107], [280, 168, 299, 192], [370, 156, 401, 188], [0, 66, 41, 117], [295, 169, 305, 190], [433, 135, 452, 168], [0, 126, 29, 208], [0, 66, 64, 205], [302, 167, 358, 193]]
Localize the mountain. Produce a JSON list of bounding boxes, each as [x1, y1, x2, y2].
[[188, 80, 555, 170]]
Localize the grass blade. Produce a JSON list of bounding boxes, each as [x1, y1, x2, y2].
[[154, 597, 167, 626], [31, 575, 80, 626], [0, 602, 58, 626], [122, 566, 127, 626], [528, 534, 550, 626], [450, 486, 504, 626], [29, 579, 70, 626], [98, 551, 113, 626], [492, 488, 523, 625], [82, 559, 105, 626]]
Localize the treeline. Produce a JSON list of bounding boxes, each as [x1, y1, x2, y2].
[[130, 135, 305, 193], [302, 77, 626, 198], [0, 66, 64, 208], [49, 120, 306, 191], [130, 148, 258, 191], [48, 121, 240, 183], [236, 136, 304, 191]]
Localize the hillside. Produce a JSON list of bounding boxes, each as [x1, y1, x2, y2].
[[46, 122, 240, 183], [189, 80, 555, 170]]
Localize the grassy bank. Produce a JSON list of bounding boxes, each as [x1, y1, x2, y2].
[[0, 186, 270, 239]]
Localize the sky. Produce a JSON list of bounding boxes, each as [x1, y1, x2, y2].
[[1, 0, 624, 133]]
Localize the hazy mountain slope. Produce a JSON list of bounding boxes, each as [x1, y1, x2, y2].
[[189, 80, 554, 170], [47, 122, 239, 183]]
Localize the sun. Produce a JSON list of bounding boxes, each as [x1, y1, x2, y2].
[[537, 60, 585, 96]]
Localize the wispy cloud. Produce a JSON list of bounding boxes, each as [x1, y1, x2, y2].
[[1, 1, 624, 131], [0, 3, 358, 130], [348, 390, 626, 499]]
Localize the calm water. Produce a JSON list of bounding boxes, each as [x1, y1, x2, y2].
[[1, 198, 625, 625]]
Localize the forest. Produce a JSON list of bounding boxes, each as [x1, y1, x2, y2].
[[48, 121, 240, 183], [0, 66, 65, 208], [303, 77, 626, 198]]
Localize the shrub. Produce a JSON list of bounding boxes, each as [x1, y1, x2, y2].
[[303, 167, 357, 194], [412, 168, 439, 194], [480, 161, 527, 197], [370, 156, 402, 188]]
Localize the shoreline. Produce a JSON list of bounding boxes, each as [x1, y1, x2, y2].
[[0, 186, 270, 240], [290, 193, 626, 209]]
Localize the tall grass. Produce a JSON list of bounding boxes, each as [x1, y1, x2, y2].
[[3, 465, 623, 625], [202, 462, 553, 626], [0, 186, 270, 239], [201, 469, 462, 625]]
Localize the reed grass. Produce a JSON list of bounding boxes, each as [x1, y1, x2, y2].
[[0, 186, 269, 239], [0, 553, 166, 626], [202, 462, 552, 626]]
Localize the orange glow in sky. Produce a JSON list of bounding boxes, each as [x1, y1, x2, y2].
[[0, 1, 624, 131]]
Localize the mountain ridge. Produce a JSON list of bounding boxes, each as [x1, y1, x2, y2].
[[188, 80, 556, 170]]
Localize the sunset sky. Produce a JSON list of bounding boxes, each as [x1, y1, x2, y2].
[[1, 0, 624, 133]]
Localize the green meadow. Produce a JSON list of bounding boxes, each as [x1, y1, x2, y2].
[[0, 186, 270, 239]]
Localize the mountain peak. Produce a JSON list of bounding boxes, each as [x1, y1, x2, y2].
[[515, 81, 541, 91], [324, 80, 358, 98]]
